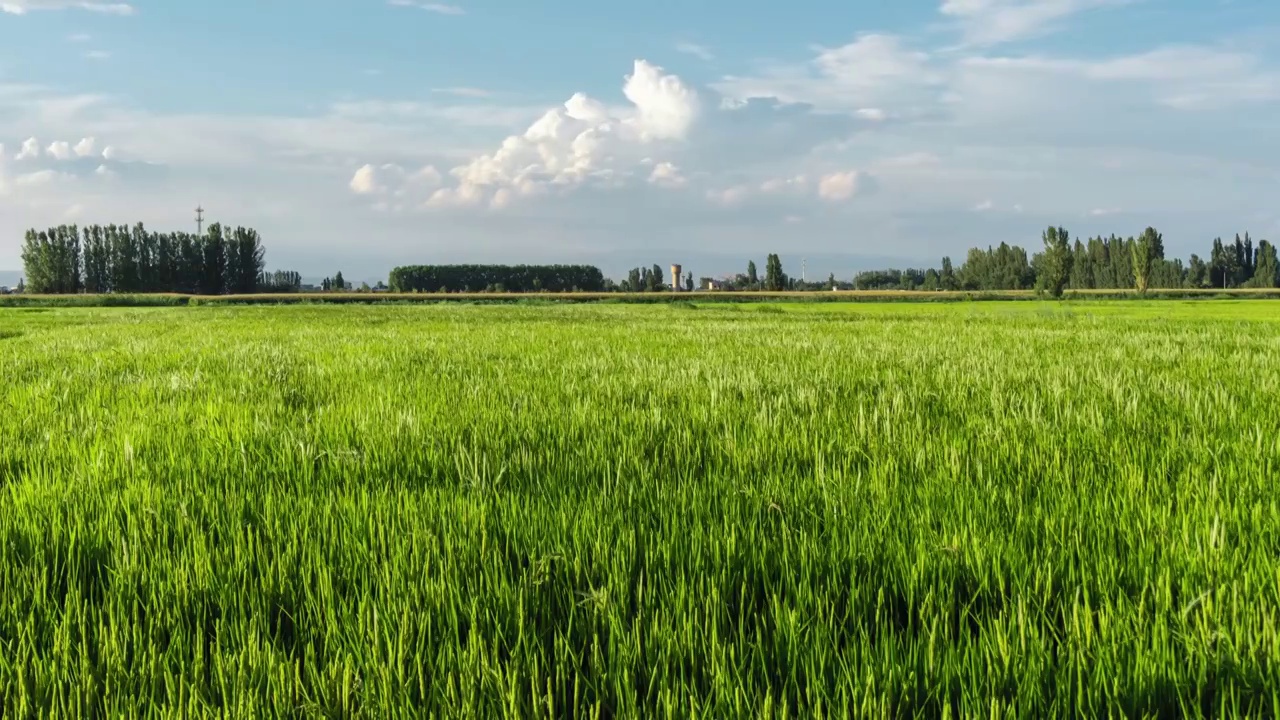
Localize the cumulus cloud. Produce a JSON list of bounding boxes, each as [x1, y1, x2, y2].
[[349, 162, 442, 197], [46, 140, 73, 160], [973, 199, 994, 211], [817, 171, 863, 202], [14, 137, 40, 160], [363, 59, 701, 210], [349, 164, 382, 195], [73, 137, 97, 157], [648, 161, 687, 188]]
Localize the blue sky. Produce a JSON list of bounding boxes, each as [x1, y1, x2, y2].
[[2, 0, 1279, 280]]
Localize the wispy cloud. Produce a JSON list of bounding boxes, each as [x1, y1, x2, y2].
[[675, 42, 714, 61], [938, 0, 1127, 46], [84, 50, 111, 61], [1, 1, 135, 15], [431, 87, 492, 98], [387, 0, 464, 15]]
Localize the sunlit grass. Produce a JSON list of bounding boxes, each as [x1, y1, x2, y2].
[[1, 302, 1278, 717]]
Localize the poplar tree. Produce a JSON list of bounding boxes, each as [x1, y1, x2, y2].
[[1040, 226, 1073, 298]]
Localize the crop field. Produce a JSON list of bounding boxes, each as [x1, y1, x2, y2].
[[1, 301, 1278, 718]]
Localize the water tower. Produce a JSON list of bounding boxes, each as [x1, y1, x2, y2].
[[670, 264, 682, 291]]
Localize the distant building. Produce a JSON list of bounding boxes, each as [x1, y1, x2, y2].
[[0, 286, 9, 294], [702, 278, 724, 291]]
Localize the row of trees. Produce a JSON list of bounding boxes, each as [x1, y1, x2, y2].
[[617, 265, 699, 292], [699, 256, 795, 291], [20, 223, 272, 295], [848, 228, 1278, 295], [389, 264, 606, 293], [259, 270, 303, 293]]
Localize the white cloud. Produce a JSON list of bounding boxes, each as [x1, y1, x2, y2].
[[349, 164, 382, 195], [387, 0, 463, 15], [713, 34, 942, 116], [101, 145, 117, 160], [14, 169, 73, 186], [85, 50, 111, 61], [430, 87, 492, 98], [1089, 207, 1120, 216], [381, 59, 699, 209], [73, 137, 96, 156], [707, 185, 750, 206], [759, 174, 808, 194], [817, 171, 862, 201], [675, 42, 714, 61], [0, 1, 134, 15], [871, 152, 942, 172], [67, 32, 90, 42], [46, 140, 73, 160], [623, 60, 701, 141], [973, 199, 994, 211], [648, 161, 687, 187], [939, 0, 1125, 46], [350, 162, 442, 197], [15, 137, 40, 160]]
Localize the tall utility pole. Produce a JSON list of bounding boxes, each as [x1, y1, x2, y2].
[[802, 258, 807, 283], [195, 205, 205, 236]]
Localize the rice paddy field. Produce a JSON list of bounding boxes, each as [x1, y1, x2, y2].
[[1, 300, 1278, 718]]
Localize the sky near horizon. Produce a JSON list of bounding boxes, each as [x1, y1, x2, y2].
[[1, 0, 1279, 279]]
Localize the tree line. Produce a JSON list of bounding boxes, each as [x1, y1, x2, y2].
[[850, 228, 1278, 295], [389, 264, 607, 293], [20, 223, 276, 295], [618, 264, 692, 292]]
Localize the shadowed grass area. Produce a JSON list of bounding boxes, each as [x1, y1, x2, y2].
[[0, 302, 1277, 717]]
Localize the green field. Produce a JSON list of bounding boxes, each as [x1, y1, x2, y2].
[[1, 301, 1277, 717]]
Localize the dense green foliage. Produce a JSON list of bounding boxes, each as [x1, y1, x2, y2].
[[389, 264, 606, 293], [1, 302, 1278, 717], [1038, 226, 1073, 298], [851, 227, 1278, 293], [20, 222, 269, 295], [619, 264, 669, 292]]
